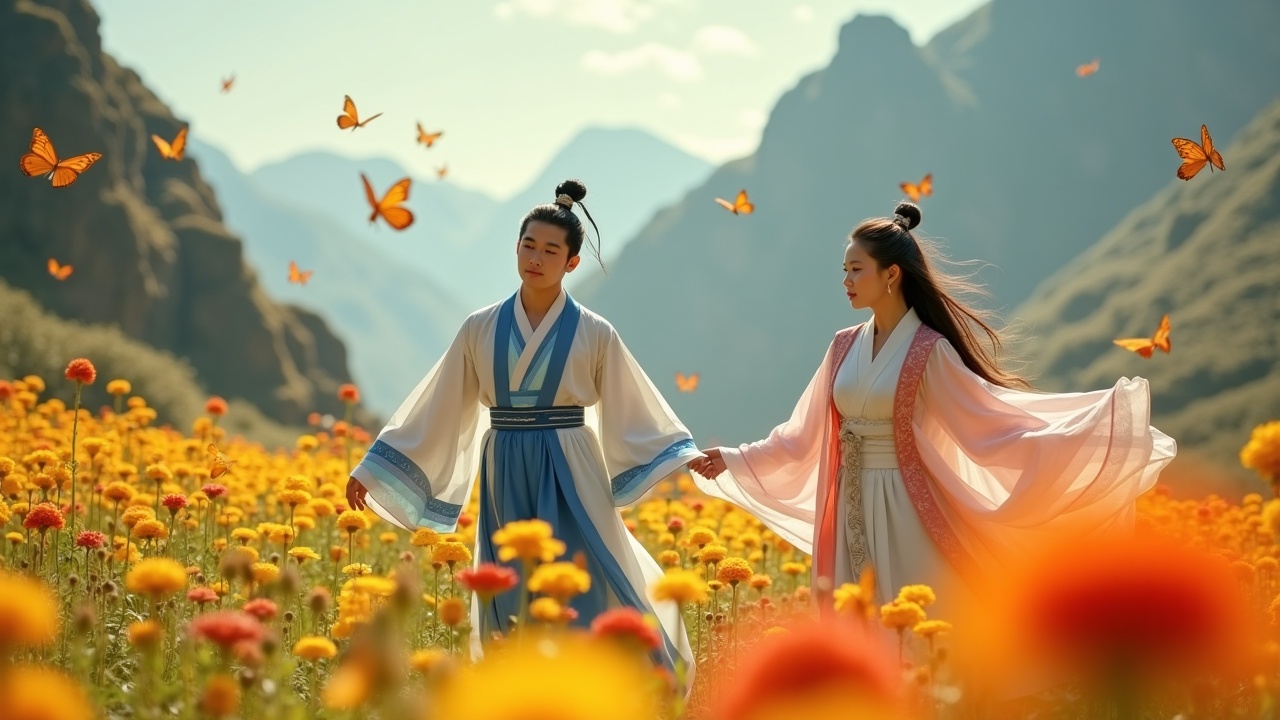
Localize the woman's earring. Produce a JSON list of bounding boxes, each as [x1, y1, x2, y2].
[[887, 283, 892, 296]]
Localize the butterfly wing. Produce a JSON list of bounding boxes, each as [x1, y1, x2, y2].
[[360, 173, 378, 213], [171, 126, 188, 161], [1171, 137, 1208, 180], [47, 258, 73, 280], [51, 153, 101, 188], [900, 181, 920, 202], [357, 112, 383, 128], [300, 269, 314, 285], [338, 95, 359, 129], [714, 197, 734, 212], [377, 178, 414, 230], [20, 127, 59, 177], [1152, 314, 1172, 354], [919, 173, 933, 198], [422, 131, 441, 147], [151, 134, 173, 159], [1201, 125, 1225, 172], [735, 189, 754, 215], [1113, 338, 1156, 359], [436, 164, 448, 179]]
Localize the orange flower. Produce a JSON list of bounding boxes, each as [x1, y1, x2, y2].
[[23, 502, 65, 532], [716, 557, 753, 586], [64, 358, 96, 385], [439, 597, 466, 627], [205, 396, 228, 417], [338, 383, 360, 403]]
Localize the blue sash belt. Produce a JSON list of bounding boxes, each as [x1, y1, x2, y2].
[[489, 406, 585, 430]]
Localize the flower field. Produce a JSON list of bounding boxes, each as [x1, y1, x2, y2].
[[2, 359, 1280, 719]]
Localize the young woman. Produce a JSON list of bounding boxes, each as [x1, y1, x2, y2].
[[345, 179, 702, 670], [690, 201, 1176, 616]]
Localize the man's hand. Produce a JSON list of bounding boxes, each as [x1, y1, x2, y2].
[[346, 476, 368, 512]]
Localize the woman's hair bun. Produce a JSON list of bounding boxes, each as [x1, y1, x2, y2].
[[555, 178, 587, 203], [893, 201, 921, 231]]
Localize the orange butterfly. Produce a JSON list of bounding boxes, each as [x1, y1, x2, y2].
[[1075, 58, 1100, 77], [436, 164, 448, 180], [899, 173, 933, 202], [288, 260, 314, 286], [675, 373, 699, 393], [47, 258, 73, 280], [207, 442, 236, 479], [416, 122, 443, 148], [19, 127, 102, 188], [1171, 124, 1225, 181], [337, 95, 382, 131], [151, 126, 188, 161], [221, 74, 235, 93], [361, 174, 414, 230], [715, 189, 754, 215], [1113, 314, 1171, 358]]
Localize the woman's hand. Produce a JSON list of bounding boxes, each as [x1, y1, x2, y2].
[[689, 447, 728, 479], [346, 476, 368, 512]]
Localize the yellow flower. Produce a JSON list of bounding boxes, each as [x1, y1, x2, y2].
[[4, 531, 22, 546], [106, 379, 132, 396], [343, 563, 373, 577], [0, 665, 95, 720], [833, 583, 874, 619], [296, 435, 320, 452], [411, 527, 440, 547], [379, 531, 398, 545], [410, 648, 448, 674], [200, 673, 240, 717], [1242, 421, 1280, 481], [309, 498, 336, 517], [686, 527, 716, 547], [289, 546, 321, 564], [716, 557, 753, 586], [293, 635, 338, 661], [284, 474, 312, 491], [913, 619, 953, 638], [267, 524, 296, 545], [128, 619, 164, 649], [651, 569, 709, 605], [698, 544, 728, 565], [121, 505, 155, 529], [231, 527, 259, 544], [251, 562, 280, 585], [0, 571, 59, 648], [278, 489, 311, 506], [529, 597, 565, 623], [126, 558, 188, 599], [131, 519, 169, 541], [432, 637, 659, 720], [897, 584, 936, 608], [880, 600, 927, 631], [781, 561, 807, 576], [439, 597, 467, 626], [657, 550, 681, 567], [336, 510, 370, 534], [492, 519, 565, 563], [432, 541, 472, 568], [528, 561, 592, 602], [748, 573, 773, 591]]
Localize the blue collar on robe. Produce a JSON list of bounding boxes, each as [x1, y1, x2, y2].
[[494, 291, 581, 409]]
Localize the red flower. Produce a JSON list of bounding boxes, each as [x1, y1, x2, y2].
[[190, 611, 265, 648], [714, 620, 902, 720], [590, 607, 662, 652], [75, 530, 106, 549], [162, 494, 189, 512], [331, 421, 349, 438], [307, 412, 321, 427], [456, 564, 519, 599], [65, 358, 97, 385], [338, 383, 360, 403], [457, 513, 475, 529], [201, 484, 228, 500], [242, 598, 278, 621], [205, 396, 228, 417], [23, 502, 65, 532], [187, 587, 219, 605], [667, 517, 685, 533], [0, 380, 12, 399]]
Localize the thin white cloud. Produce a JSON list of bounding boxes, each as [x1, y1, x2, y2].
[[493, 0, 659, 33], [738, 108, 767, 131], [672, 131, 758, 162], [658, 92, 682, 109], [691, 25, 758, 56], [793, 5, 814, 23], [581, 44, 703, 82]]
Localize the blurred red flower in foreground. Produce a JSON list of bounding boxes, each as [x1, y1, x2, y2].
[[64, 358, 96, 385], [190, 611, 265, 649], [456, 563, 519, 602], [205, 396, 228, 417], [590, 607, 662, 653], [713, 619, 904, 720]]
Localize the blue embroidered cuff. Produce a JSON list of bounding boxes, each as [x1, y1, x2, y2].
[[611, 438, 699, 506]]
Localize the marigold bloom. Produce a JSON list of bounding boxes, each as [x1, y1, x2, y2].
[[0, 665, 96, 720], [296, 435, 320, 452], [205, 396, 229, 417], [200, 673, 240, 717], [658, 550, 681, 567], [457, 563, 519, 599], [336, 510, 370, 534], [289, 546, 321, 564], [161, 493, 188, 512], [23, 502, 65, 532], [242, 597, 278, 621], [913, 619, 953, 638], [591, 607, 662, 652], [278, 489, 311, 506], [432, 540, 472, 567], [127, 558, 188, 598], [102, 481, 135, 503], [528, 561, 592, 602], [190, 611, 265, 648], [410, 648, 448, 674], [64, 357, 97, 385], [187, 587, 219, 605], [748, 573, 773, 591], [294, 635, 338, 661], [411, 527, 440, 547], [439, 597, 467, 626], [251, 562, 280, 585], [529, 597, 565, 623], [128, 619, 164, 649], [687, 527, 717, 547], [433, 637, 660, 720], [716, 557, 753, 585], [699, 544, 728, 565], [201, 483, 228, 499], [651, 569, 709, 605], [879, 600, 926, 631], [106, 379, 131, 396], [75, 530, 106, 550], [897, 584, 936, 607], [492, 519, 565, 563], [338, 383, 360, 403], [342, 563, 372, 577], [0, 571, 59, 649], [131, 519, 169, 541], [1242, 420, 1280, 483]]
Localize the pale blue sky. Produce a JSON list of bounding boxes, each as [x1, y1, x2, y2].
[[97, 0, 985, 199]]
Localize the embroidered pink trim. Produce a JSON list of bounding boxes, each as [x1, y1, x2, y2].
[[893, 327, 978, 582], [815, 326, 860, 587]]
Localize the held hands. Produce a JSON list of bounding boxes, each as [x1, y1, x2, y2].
[[689, 447, 728, 479], [346, 476, 368, 512]]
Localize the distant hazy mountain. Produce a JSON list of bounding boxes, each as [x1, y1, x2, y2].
[[579, 0, 1280, 449], [251, 127, 713, 310], [189, 139, 467, 417], [1013, 98, 1280, 497]]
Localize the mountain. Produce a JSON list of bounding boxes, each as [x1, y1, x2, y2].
[[1012, 98, 1280, 497], [188, 139, 468, 416], [251, 127, 713, 310], [0, 0, 361, 425], [577, 0, 1280, 448]]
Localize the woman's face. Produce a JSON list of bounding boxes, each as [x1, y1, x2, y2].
[[517, 220, 579, 290], [842, 239, 895, 310]]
